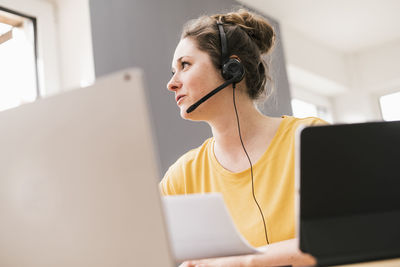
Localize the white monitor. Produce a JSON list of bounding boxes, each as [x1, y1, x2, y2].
[[0, 68, 174, 266]]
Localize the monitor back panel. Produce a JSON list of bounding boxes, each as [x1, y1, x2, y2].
[[0, 69, 173, 267]]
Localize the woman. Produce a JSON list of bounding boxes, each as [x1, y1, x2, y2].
[[160, 8, 324, 267]]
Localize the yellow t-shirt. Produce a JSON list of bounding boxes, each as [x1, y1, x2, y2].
[[160, 116, 326, 247]]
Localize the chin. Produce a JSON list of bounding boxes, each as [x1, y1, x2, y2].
[[180, 107, 207, 122], [180, 107, 192, 120], [179, 104, 200, 121]]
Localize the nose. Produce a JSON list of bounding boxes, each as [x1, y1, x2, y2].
[[167, 74, 182, 92]]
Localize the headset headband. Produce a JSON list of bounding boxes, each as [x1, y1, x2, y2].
[[216, 22, 228, 65]]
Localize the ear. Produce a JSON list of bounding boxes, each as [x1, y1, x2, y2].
[[230, 55, 241, 62]]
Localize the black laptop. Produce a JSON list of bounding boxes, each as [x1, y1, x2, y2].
[[298, 121, 400, 266]]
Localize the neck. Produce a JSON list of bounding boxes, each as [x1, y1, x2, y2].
[[208, 88, 269, 153], [204, 85, 283, 173]]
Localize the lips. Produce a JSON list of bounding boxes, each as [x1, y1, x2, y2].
[[175, 94, 186, 104]]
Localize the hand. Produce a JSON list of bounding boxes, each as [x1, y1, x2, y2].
[[179, 254, 254, 267], [179, 238, 316, 267]]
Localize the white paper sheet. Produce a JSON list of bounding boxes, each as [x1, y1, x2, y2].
[[162, 193, 265, 262]]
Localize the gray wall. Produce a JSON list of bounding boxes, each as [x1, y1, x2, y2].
[[89, 0, 292, 177]]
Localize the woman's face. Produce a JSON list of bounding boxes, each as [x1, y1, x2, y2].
[[167, 37, 225, 120]]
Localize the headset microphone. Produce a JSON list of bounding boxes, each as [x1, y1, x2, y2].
[[186, 77, 236, 113]]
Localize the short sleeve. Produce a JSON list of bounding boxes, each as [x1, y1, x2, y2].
[[159, 167, 178, 196], [308, 117, 329, 126]]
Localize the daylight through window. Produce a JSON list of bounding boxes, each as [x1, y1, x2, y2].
[[380, 91, 400, 121], [0, 7, 38, 112]]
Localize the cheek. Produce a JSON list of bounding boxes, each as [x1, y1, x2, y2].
[[184, 72, 209, 96], [187, 68, 223, 94]]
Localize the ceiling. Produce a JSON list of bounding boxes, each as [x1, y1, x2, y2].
[[238, 0, 400, 53]]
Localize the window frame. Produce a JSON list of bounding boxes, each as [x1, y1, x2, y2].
[[0, 5, 39, 99]]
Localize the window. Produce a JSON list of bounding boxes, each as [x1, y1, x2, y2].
[[0, 7, 38, 112], [291, 98, 332, 123], [379, 91, 400, 121], [292, 98, 318, 117]]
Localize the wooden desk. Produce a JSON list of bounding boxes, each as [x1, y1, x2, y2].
[[333, 257, 400, 267]]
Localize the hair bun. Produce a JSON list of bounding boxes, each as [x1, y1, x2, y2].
[[213, 9, 275, 54]]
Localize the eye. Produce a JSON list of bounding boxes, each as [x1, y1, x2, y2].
[[171, 71, 175, 76], [181, 61, 190, 69]]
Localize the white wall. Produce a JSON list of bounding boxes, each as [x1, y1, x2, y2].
[[52, 0, 94, 90], [283, 25, 349, 93], [356, 39, 400, 95], [333, 92, 382, 123], [282, 23, 400, 123]]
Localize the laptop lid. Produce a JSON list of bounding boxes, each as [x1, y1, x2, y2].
[[0, 68, 174, 267], [297, 121, 400, 266]]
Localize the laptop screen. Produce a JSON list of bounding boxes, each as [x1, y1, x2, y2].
[[298, 121, 400, 266]]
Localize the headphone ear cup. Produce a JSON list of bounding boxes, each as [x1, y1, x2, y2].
[[222, 58, 245, 83]]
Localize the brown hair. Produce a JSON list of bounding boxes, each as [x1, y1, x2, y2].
[[181, 9, 275, 100]]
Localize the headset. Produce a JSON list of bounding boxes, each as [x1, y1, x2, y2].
[[186, 21, 270, 245], [186, 22, 245, 113], [217, 22, 245, 83]]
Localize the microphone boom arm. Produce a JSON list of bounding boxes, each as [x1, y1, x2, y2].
[[186, 77, 236, 113]]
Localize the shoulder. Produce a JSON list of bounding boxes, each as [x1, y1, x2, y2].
[[271, 116, 328, 145], [159, 138, 213, 195], [281, 115, 328, 130]]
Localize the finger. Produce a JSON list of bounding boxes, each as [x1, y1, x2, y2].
[[182, 255, 252, 267], [179, 260, 201, 267]]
